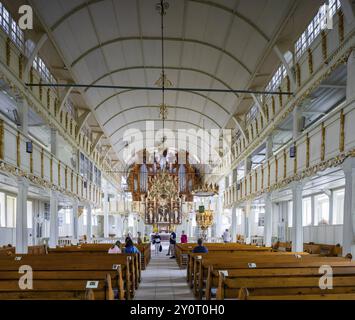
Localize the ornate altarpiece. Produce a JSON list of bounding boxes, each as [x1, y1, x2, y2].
[[128, 150, 198, 227]]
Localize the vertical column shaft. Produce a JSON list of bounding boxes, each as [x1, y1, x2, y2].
[[16, 178, 29, 254], [264, 193, 273, 247], [87, 204, 92, 242], [291, 182, 303, 252], [103, 191, 109, 238], [49, 190, 58, 248], [72, 201, 79, 244], [342, 158, 355, 257]]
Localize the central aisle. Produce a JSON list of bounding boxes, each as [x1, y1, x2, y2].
[[134, 244, 196, 300]]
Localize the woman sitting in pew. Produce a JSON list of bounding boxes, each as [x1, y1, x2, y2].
[[192, 238, 208, 253], [124, 238, 141, 254], [108, 241, 122, 254]]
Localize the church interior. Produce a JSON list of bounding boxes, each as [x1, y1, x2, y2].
[[1, 0, 355, 302]]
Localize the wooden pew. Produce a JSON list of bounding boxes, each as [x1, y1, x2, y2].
[[216, 262, 355, 300], [0, 271, 115, 300], [186, 245, 278, 288], [191, 252, 314, 299], [0, 245, 47, 256], [48, 246, 141, 287], [304, 243, 342, 256], [58, 242, 149, 272], [272, 242, 343, 256], [272, 241, 292, 252], [181, 243, 272, 270], [0, 253, 132, 300], [136, 244, 151, 269], [201, 256, 355, 300]]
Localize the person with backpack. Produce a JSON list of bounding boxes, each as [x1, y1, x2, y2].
[[152, 232, 162, 255]]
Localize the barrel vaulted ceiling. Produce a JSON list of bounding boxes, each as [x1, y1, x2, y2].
[[29, 0, 322, 163]]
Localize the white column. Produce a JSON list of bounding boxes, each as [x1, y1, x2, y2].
[[87, 204, 92, 242], [245, 202, 251, 244], [328, 191, 334, 225], [244, 155, 252, 244], [231, 205, 237, 242], [292, 105, 302, 140], [266, 135, 273, 160], [244, 156, 252, 174], [50, 128, 58, 156], [18, 98, 29, 135], [291, 182, 303, 252], [49, 191, 59, 248], [215, 194, 223, 239], [342, 157, 355, 257], [103, 191, 109, 238], [264, 193, 273, 247], [240, 207, 246, 242], [15, 178, 29, 254], [114, 215, 120, 237], [72, 201, 79, 244], [347, 50, 355, 102], [32, 200, 38, 246]]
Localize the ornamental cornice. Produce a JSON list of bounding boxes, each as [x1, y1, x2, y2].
[[224, 149, 354, 208]]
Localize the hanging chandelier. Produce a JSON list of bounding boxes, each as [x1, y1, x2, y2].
[[195, 205, 214, 240], [154, 0, 172, 125], [159, 103, 168, 120]]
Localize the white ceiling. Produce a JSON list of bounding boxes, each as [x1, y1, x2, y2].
[[31, 0, 315, 163]]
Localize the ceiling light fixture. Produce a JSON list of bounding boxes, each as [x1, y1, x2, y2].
[[155, 0, 171, 150]]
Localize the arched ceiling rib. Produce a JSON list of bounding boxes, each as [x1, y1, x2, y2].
[[71, 37, 252, 75], [110, 119, 204, 139], [110, 119, 206, 144], [88, 65, 240, 108], [116, 138, 221, 159], [94, 88, 230, 115], [103, 105, 222, 128]]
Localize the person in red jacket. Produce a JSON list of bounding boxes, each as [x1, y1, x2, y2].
[[180, 230, 188, 243]]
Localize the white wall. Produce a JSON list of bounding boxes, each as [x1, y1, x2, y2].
[[288, 225, 343, 245], [0, 227, 15, 245]]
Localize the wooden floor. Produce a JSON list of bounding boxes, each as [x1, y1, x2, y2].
[[134, 244, 195, 300]]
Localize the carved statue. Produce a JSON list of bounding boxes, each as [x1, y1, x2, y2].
[[174, 208, 179, 223], [148, 207, 154, 224], [165, 209, 169, 222]]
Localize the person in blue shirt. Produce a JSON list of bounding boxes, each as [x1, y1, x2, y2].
[[192, 238, 208, 253], [124, 238, 140, 254]]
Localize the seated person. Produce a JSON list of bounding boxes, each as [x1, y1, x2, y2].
[[108, 240, 121, 254], [192, 238, 208, 253], [124, 238, 140, 254]]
